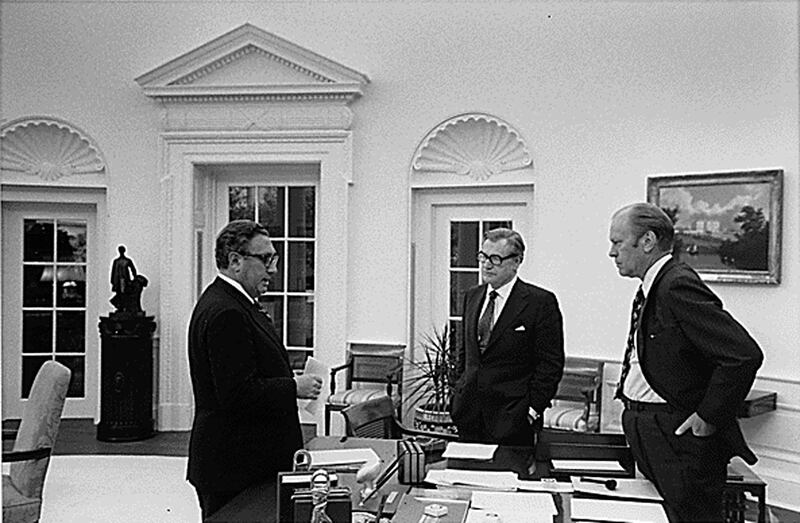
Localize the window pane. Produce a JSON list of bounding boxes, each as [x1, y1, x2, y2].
[[23, 266, 53, 307], [55, 356, 85, 397], [288, 242, 314, 292], [268, 242, 285, 292], [56, 311, 85, 353], [56, 265, 86, 307], [258, 295, 284, 341], [258, 186, 285, 238], [288, 187, 315, 237], [57, 221, 87, 262], [451, 221, 478, 268], [24, 220, 54, 262], [21, 356, 49, 398], [23, 311, 52, 353], [482, 221, 512, 235], [450, 272, 478, 316], [287, 296, 314, 347], [229, 186, 255, 221]]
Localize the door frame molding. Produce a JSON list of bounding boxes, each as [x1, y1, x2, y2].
[[1, 185, 108, 419], [158, 130, 352, 431]]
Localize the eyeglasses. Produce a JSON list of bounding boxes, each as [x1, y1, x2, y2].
[[241, 251, 279, 268], [477, 251, 518, 267]]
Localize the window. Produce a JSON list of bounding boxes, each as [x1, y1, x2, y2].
[[21, 218, 87, 397], [228, 184, 316, 369]]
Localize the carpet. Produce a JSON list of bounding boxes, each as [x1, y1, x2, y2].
[[38, 455, 200, 522]]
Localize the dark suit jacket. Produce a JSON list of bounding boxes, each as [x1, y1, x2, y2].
[[637, 259, 763, 464], [450, 279, 564, 444], [187, 278, 302, 493]]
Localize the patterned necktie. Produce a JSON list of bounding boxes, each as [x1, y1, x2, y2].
[[615, 286, 645, 399], [477, 290, 498, 353]]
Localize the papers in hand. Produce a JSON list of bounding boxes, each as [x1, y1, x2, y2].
[[570, 476, 662, 501], [302, 356, 329, 415], [307, 448, 380, 468], [424, 469, 572, 493], [550, 459, 625, 472], [571, 498, 668, 523], [442, 442, 498, 460]]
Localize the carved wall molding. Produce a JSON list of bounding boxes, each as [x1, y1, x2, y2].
[[160, 102, 354, 132], [0, 116, 106, 182], [411, 113, 532, 181], [172, 44, 334, 85]]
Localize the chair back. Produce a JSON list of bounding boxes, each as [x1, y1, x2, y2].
[[341, 396, 401, 439], [347, 344, 404, 390], [9, 361, 71, 499]]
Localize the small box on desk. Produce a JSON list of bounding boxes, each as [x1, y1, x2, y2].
[[737, 390, 776, 418], [398, 439, 426, 485]]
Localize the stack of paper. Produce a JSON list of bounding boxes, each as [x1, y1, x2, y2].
[[307, 448, 380, 467], [442, 442, 498, 460], [424, 469, 519, 491], [551, 459, 625, 473], [570, 476, 662, 501], [468, 491, 556, 523], [571, 498, 668, 523]]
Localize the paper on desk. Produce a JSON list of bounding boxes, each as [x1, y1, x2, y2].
[[551, 459, 625, 472], [570, 476, 662, 501], [307, 448, 380, 467], [302, 356, 329, 415], [571, 498, 668, 523], [516, 479, 574, 493], [424, 469, 519, 491], [470, 491, 556, 523], [442, 442, 498, 460]]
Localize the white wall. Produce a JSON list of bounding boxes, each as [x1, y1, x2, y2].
[[2, 0, 798, 509]]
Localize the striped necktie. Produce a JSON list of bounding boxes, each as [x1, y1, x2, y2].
[[615, 286, 645, 399], [477, 290, 498, 353]]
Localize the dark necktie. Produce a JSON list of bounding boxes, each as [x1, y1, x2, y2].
[[477, 290, 498, 353], [615, 286, 645, 399]]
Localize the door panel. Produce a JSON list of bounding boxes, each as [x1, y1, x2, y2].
[[2, 203, 98, 417]]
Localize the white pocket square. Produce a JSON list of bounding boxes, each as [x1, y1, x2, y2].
[[514, 325, 526, 331]]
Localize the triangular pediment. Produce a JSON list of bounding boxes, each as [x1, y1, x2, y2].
[[135, 23, 369, 102]]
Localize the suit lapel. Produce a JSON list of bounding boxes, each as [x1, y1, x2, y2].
[[486, 280, 528, 350], [465, 286, 485, 354], [636, 258, 676, 355], [214, 279, 290, 367]]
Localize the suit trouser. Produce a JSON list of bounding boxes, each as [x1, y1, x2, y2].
[[622, 403, 727, 523], [195, 487, 240, 520]]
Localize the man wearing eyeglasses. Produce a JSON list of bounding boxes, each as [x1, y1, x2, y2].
[[187, 219, 323, 519], [450, 228, 565, 446]]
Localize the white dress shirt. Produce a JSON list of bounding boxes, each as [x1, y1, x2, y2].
[[479, 275, 518, 326], [623, 254, 671, 403], [217, 272, 256, 305]]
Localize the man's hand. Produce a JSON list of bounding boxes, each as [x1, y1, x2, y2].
[[295, 374, 323, 400], [675, 411, 716, 437]]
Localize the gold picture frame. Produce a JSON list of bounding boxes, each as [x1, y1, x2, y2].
[[647, 169, 783, 285]]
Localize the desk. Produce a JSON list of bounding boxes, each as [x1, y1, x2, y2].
[[206, 437, 404, 523]]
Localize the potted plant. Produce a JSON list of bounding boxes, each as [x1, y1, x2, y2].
[[404, 324, 459, 435]]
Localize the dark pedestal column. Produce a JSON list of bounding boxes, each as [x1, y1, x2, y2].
[[97, 314, 156, 442]]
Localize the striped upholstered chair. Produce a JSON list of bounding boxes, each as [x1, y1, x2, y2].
[[324, 343, 404, 435]]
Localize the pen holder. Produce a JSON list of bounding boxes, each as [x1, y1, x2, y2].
[[397, 439, 426, 485]]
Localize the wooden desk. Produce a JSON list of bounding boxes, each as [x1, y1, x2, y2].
[[205, 437, 404, 522]]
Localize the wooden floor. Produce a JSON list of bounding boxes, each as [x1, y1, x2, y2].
[[5, 419, 798, 522]]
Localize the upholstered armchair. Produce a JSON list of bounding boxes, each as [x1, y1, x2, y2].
[[324, 343, 404, 435], [542, 357, 604, 432], [3, 361, 71, 523]]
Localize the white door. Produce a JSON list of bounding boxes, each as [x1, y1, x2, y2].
[[2, 202, 99, 417], [412, 186, 534, 355], [206, 163, 319, 371]]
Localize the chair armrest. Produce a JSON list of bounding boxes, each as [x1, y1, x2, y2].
[[2, 447, 52, 462], [329, 361, 352, 395]]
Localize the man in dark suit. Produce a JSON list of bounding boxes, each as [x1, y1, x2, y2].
[[187, 220, 323, 519], [450, 228, 564, 446], [608, 203, 763, 522]]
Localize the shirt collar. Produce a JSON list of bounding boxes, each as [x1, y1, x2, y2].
[[217, 272, 256, 304], [642, 254, 672, 297], [489, 275, 518, 300]]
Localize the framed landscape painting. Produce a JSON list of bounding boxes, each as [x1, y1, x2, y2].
[[647, 169, 783, 284]]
